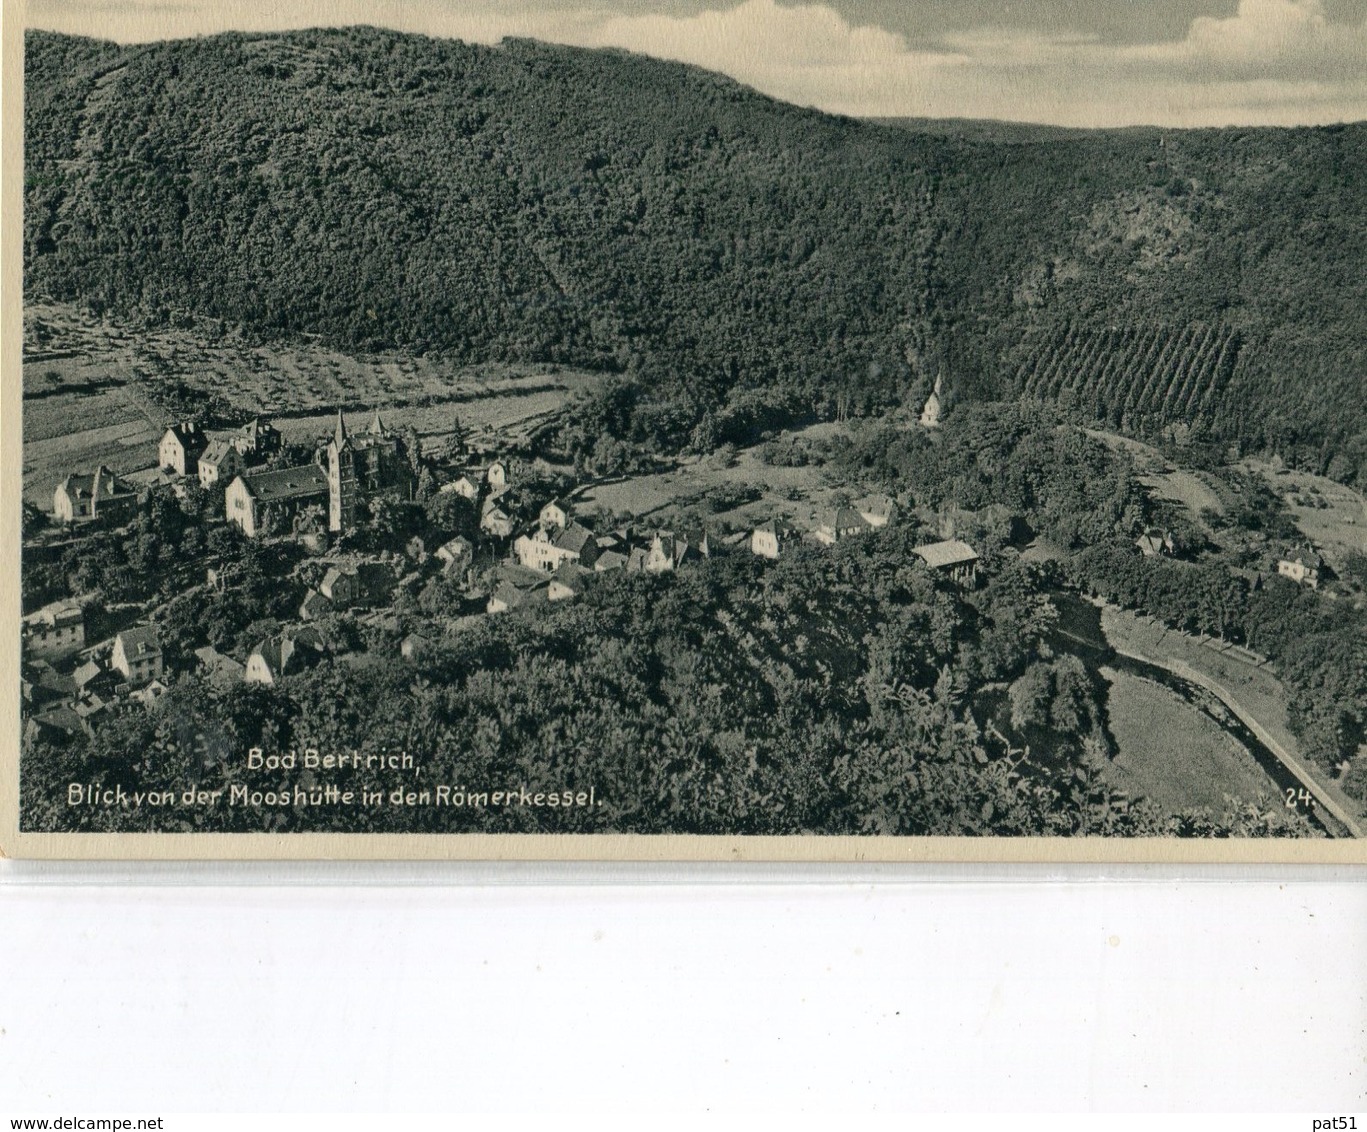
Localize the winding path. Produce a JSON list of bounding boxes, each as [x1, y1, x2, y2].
[[1104, 633, 1364, 838]]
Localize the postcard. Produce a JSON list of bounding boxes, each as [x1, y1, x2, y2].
[[4, 0, 1365, 860]]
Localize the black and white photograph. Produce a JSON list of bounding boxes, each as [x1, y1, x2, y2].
[[6, 0, 1367, 857]]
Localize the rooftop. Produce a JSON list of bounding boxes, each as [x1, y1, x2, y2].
[[240, 464, 328, 503], [116, 625, 162, 657], [913, 539, 980, 569], [200, 438, 238, 465]]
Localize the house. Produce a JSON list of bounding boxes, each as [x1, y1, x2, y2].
[[678, 528, 711, 559], [229, 417, 282, 460], [225, 465, 329, 538], [206, 562, 245, 592], [244, 629, 324, 685], [435, 535, 475, 574], [193, 645, 246, 686], [197, 439, 245, 490], [486, 567, 551, 614], [159, 421, 208, 476], [24, 706, 88, 747], [73, 694, 113, 732], [480, 506, 516, 539], [645, 532, 699, 573], [1277, 548, 1324, 588], [298, 588, 334, 621], [751, 519, 800, 560], [626, 547, 650, 573], [316, 559, 395, 608], [122, 466, 191, 500], [130, 679, 169, 708], [440, 475, 481, 501], [595, 550, 628, 573], [514, 523, 600, 573], [555, 524, 600, 568], [1136, 529, 1176, 557], [857, 495, 897, 529], [813, 507, 870, 545], [912, 539, 981, 586], [21, 659, 76, 710], [401, 634, 435, 661], [540, 499, 571, 530], [110, 626, 163, 686], [22, 598, 86, 659], [548, 564, 589, 602], [485, 460, 509, 490], [319, 565, 361, 607], [53, 466, 139, 526], [73, 658, 107, 693]]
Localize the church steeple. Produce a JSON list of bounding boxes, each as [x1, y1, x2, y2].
[[333, 408, 349, 449], [369, 408, 387, 436]]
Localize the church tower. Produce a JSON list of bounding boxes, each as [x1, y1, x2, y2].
[[328, 409, 358, 532]]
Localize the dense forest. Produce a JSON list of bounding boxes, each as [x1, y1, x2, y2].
[[23, 28, 1367, 486]]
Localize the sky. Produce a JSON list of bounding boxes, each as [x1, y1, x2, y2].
[[25, 0, 1367, 126]]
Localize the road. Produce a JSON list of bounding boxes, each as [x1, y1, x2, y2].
[[1095, 603, 1364, 838]]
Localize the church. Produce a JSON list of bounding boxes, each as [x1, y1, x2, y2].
[[325, 409, 414, 533]]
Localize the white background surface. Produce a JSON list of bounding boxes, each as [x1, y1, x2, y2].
[[3, 868, 1365, 1113]]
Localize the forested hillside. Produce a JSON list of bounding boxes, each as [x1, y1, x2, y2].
[[23, 28, 1367, 485]]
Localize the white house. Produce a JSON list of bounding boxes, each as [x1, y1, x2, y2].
[[159, 422, 208, 476], [856, 495, 897, 529], [813, 507, 870, 545], [111, 626, 163, 686], [540, 499, 571, 530], [751, 519, 800, 560], [435, 535, 475, 573], [225, 465, 328, 538], [514, 523, 599, 573], [244, 630, 324, 685], [198, 438, 245, 489], [1277, 548, 1323, 588], [22, 599, 87, 660], [440, 475, 480, 501], [53, 467, 139, 526]]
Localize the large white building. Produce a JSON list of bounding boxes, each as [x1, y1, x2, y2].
[[225, 465, 328, 538]]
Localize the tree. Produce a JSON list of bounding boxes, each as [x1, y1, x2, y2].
[[1009, 663, 1052, 731]]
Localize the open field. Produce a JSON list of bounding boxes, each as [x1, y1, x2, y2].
[[22, 301, 597, 509], [1100, 666, 1278, 815], [1244, 458, 1367, 572], [576, 423, 854, 529], [1137, 468, 1225, 521], [1086, 428, 1227, 526], [25, 301, 595, 414], [274, 384, 578, 451], [1101, 605, 1293, 743], [1098, 602, 1364, 831]]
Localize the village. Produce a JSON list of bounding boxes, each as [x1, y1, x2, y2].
[[21, 402, 997, 752]]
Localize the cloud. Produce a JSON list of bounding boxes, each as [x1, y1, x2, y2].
[[1188, 0, 1334, 60], [1121, 0, 1367, 81], [564, 0, 1367, 123], [24, 0, 1367, 126]]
